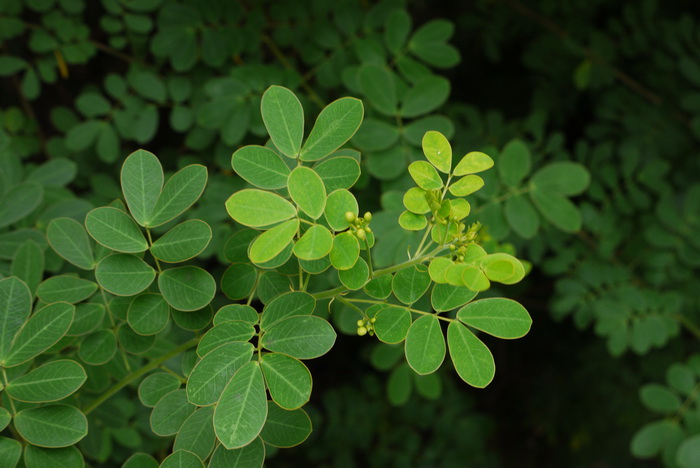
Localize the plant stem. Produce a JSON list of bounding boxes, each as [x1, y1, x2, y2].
[[2, 368, 17, 415], [344, 298, 456, 323], [83, 337, 198, 415], [673, 314, 700, 341]]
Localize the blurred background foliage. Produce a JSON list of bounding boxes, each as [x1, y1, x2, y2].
[[1, 0, 699, 466]]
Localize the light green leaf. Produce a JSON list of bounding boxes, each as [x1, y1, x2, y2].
[[392, 264, 431, 305], [120, 149, 163, 227], [293, 225, 333, 261], [173, 407, 216, 461], [138, 373, 181, 408], [46, 218, 95, 270], [531, 161, 590, 196], [150, 389, 195, 436], [288, 167, 326, 219], [260, 402, 312, 448], [400, 75, 450, 118], [431, 283, 477, 312], [208, 437, 265, 468], [453, 151, 494, 176], [338, 257, 369, 290], [128, 293, 170, 335], [422, 130, 451, 173], [408, 161, 443, 191], [447, 321, 495, 388], [457, 298, 531, 339], [530, 188, 582, 232], [261, 353, 312, 410], [0, 437, 21, 468], [0, 182, 43, 229], [428, 257, 453, 283], [480, 253, 525, 285], [23, 445, 84, 468], [498, 139, 531, 187], [403, 187, 430, 214], [261, 86, 304, 158], [300, 97, 364, 161], [187, 342, 254, 406], [460, 265, 491, 292], [448, 175, 484, 197], [85, 207, 148, 253], [249, 219, 299, 265], [4, 302, 73, 367], [214, 361, 268, 449], [14, 405, 87, 447], [6, 359, 85, 402], [398, 211, 427, 231], [232, 145, 291, 189], [329, 232, 360, 270], [95, 254, 155, 296], [196, 322, 256, 357], [313, 156, 361, 191], [150, 219, 211, 263], [324, 189, 358, 231], [225, 189, 297, 228], [261, 315, 336, 359], [260, 291, 315, 330], [160, 450, 204, 468], [374, 306, 411, 344], [358, 64, 397, 116], [158, 266, 216, 311], [405, 315, 445, 374], [148, 164, 208, 227], [79, 329, 117, 365]]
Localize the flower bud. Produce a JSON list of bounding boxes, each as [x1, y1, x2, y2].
[[356, 228, 366, 240], [357, 326, 367, 336], [364, 212, 372, 222], [345, 212, 356, 223]]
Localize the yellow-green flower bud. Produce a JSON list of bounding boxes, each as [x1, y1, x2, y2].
[[357, 319, 364, 327], [364, 212, 372, 222], [356, 228, 366, 240], [357, 326, 367, 336], [345, 212, 356, 223]]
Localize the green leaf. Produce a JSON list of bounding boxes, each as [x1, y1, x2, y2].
[[37, 276, 97, 304], [398, 211, 427, 231], [27, 158, 76, 187], [214, 361, 268, 449], [260, 402, 312, 448], [0, 182, 43, 229], [0, 437, 21, 468], [11, 240, 43, 298], [405, 315, 445, 374], [150, 220, 211, 263], [498, 140, 531, 187], [95, 254, 155, 296], [352, 118, 400, 152], [79, 329, 117, 365], [262, 315, 336, 359], [374, 306, 411, 344], [187, 342, 254, 406], [67, 303, 104, 336], [208, 437, 265, 468], [150, 389, 195, 436], [324, 189, 358, 231], [431, 283, 477, 312], [457, 298, 531, 339], [160, 450, 204, 468], [677, 434, 700, 468], [288, 167, 326, 219], [504, 194, 539, 239], [630, 420, 683, 459], [640, 383, 682, 413], [4, 302, 73, 367], [293, 225, 333, 261], [138, 373, 181, 407], [385, 9, 411, 53], [448, 175, 484, 197], [6, 359, 85, 402], [14, 405, 87, 447], [260, 291, 315, 330], [128, 70, 167, 103], [453, 151, 494, 176], [118, 324, 155, 354], [447, 321, 495, 388], [225, 189, 297, 228], [314, 156, 361, 191], [46, 218, 95, 270], [400, 76, 450, 118], [85, 207, 148, 253], [329, 232, 360, 270], [359, 64, 397, 116], [173, 407, 216, 461], [414, 372, 442, 400], [409, 19, 459, 68], [428, 257, 453, 283], [422, 131, 451, 173], [250, 219, 299, 265], [480, 253, 525, 285], [338, 257, 369, 290], [403, 187, 431, 214], [261, 86, 304, 158], [148, 165, 208, 227], [128, 293, 170, 335], [196, 322, 256, 357], [261, 353, 312, 410], [300, 97, 364, 161], [392, 264, 431, 305], [232, 145, 291, 190], [23, 445, 84, 468], [0, 408, 9, 431], [158, 266, 216, 311], [120, 149, 163, 227], [408, 161, 443, 191], [221, 263, 257, 300], [364, 275, 393, 299], [387, 363, 413, 406], [122, 453, 159, 468], [530, 188, 582, 232], [214, 304, 258, 326], [531, 162, 590, 196]]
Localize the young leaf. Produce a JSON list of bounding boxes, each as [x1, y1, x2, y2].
[[173, 407, 216, 461], [158, 266, 216, 311], [150, 219, 212, 263], [457, 298, 532, 339], [261, 86, 304, 158], [232, 145, 291, 189], [498, 139, 531, 187], [261, 315, 336, 359], [453, 151, 494, 176], [214, 361, 268, 449], [447, 321, 495, 388], [261, 353, 312, 410], [405, 315, 446, 374], [120, 149, 163, 227], [6, 360, 86, 402], [288, 167, 326, 219], [196, 322, 256, 357], [480, 253, 526, 285], [14, 405, 87, 447], [403, 187, 431, 214], [95, 254, 156, 296], [260, 402, 312, 448], [329, 232, 360, 270], [428, 257, 453, 283], [47, 218, 95, 270], [422, 130, 451, 173], [374, 306, 411, 344], [313, 156, 361, 191], [398, 211, 427, 231], [208, 437, 265, 468], [225, 189, 297, 228], [324, 189, 358, 231], [148, 164, 208, 227], [408, 161, 443, 191], [293, 224, 333, 261], [249, 219, 299, 265], [85, 207, 148, 253], [300, 97, 364, 161], [392, 264, 431, 305], [150, 389, 195, 436], [260, 291, 315, 330]]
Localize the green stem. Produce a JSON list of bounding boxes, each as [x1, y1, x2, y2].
[[345, 298, 455, 323], [146, 229, 162, 273], [336, 296, 366, 318], [673, 314, 700, 340], [2, 368, 17, 415], [364, 237, 374, 277], [414, 225, 433, 258], [83, 337, 198, 415], [159, 365, 186, 384]]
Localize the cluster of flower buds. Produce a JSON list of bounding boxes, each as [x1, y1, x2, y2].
[[345, 211, 372, 241], [449, 221, 482, 262], [356, 317, 376, 336]]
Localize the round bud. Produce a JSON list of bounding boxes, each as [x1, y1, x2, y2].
[[458, 255, 464, 262], [370, 317, 376, 323], [357, 326, 367, 336], [365, 227, 372, 233], [449, 244, 456, 250], [345, 212, 356, 223], [357, 319, 365, 327], [356, 228, 366, 240], [364, 212, 372, 222]]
